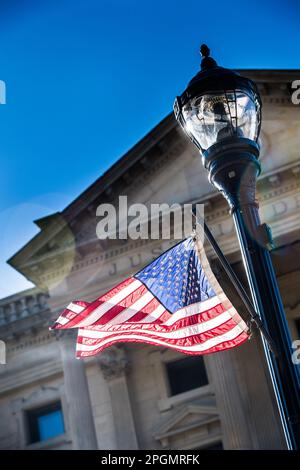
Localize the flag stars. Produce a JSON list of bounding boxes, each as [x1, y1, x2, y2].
[[136, 240, 213, 312]]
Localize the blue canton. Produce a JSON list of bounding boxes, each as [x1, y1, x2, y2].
[[135, 237, 216, 314]]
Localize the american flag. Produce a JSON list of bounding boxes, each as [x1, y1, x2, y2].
[[51, 236, 249, 357]]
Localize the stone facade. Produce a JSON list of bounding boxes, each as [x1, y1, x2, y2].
[[0, 70, 299, 450]]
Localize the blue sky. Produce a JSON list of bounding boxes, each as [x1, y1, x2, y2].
[[0, 0, 299, 298]]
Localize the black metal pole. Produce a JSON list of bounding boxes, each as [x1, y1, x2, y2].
[[196, 214, 278, 353], [232, 202, 300, 449], [205, 141, 300, 450]]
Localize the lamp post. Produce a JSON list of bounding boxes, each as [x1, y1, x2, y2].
[[174, 44, 300, 450]]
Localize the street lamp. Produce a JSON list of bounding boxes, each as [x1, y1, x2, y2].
[[174, 44, 300, 450]]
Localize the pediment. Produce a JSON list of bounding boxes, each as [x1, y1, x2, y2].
[[153, 403, 219, 442]]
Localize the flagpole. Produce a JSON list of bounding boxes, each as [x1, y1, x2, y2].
[[192, 209, 277, 353]]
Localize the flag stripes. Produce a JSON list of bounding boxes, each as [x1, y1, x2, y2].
[[76, 325, 248, 357], [51, 237, 249, 358]]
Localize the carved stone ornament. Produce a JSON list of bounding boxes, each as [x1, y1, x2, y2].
[[97, 345, 129, 380]]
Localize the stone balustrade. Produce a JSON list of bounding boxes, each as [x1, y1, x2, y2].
[[0, 289, 50, 327]]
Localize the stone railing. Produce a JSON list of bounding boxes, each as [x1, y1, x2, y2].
[[0, 288, 50, 328]]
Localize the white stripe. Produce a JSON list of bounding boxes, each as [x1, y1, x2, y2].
[[57, 316, 72, 326], [67, 302, 85, 314], [138, 304, 166, 323], [55, 303, 86, 326], [77, 279, 142, 327], [79, 309, 233, 340], [77, 324, 244, 353], [106, 291, 154, 326], [164, 295, 221, 326]]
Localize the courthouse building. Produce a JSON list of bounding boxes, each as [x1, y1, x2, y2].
[[0, 70, 300, 450]]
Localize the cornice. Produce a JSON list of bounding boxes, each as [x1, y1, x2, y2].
[[13, 161, 300, 292], [0, 356, 62, 396], [5, 329, 54, 354]]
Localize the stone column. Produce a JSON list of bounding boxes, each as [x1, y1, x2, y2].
[[59, 331, 98, 450], [98, 346, 138, 450], [205, 331, 286, 449], [202, 259, 286, 449], [205, 350, 253, 449]]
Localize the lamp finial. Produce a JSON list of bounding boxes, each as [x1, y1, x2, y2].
[[200, 44, 217, 70], [200, 44, 210, 58]]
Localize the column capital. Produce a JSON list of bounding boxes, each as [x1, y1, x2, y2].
[[97, 346, 129, 380]]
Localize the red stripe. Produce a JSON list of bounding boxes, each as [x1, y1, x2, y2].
[[75, 300, 90, 308], [77, 317, 239, 349], [63, 277, 137, 328], [76, 330, 249, 358], [56, 300, 91, 328], [124, 297, 161, 323], [162, 302, 227, 331], [158, 310, 172, 323], [78, 302, 225, 333], [92, 283, 149, 325]]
